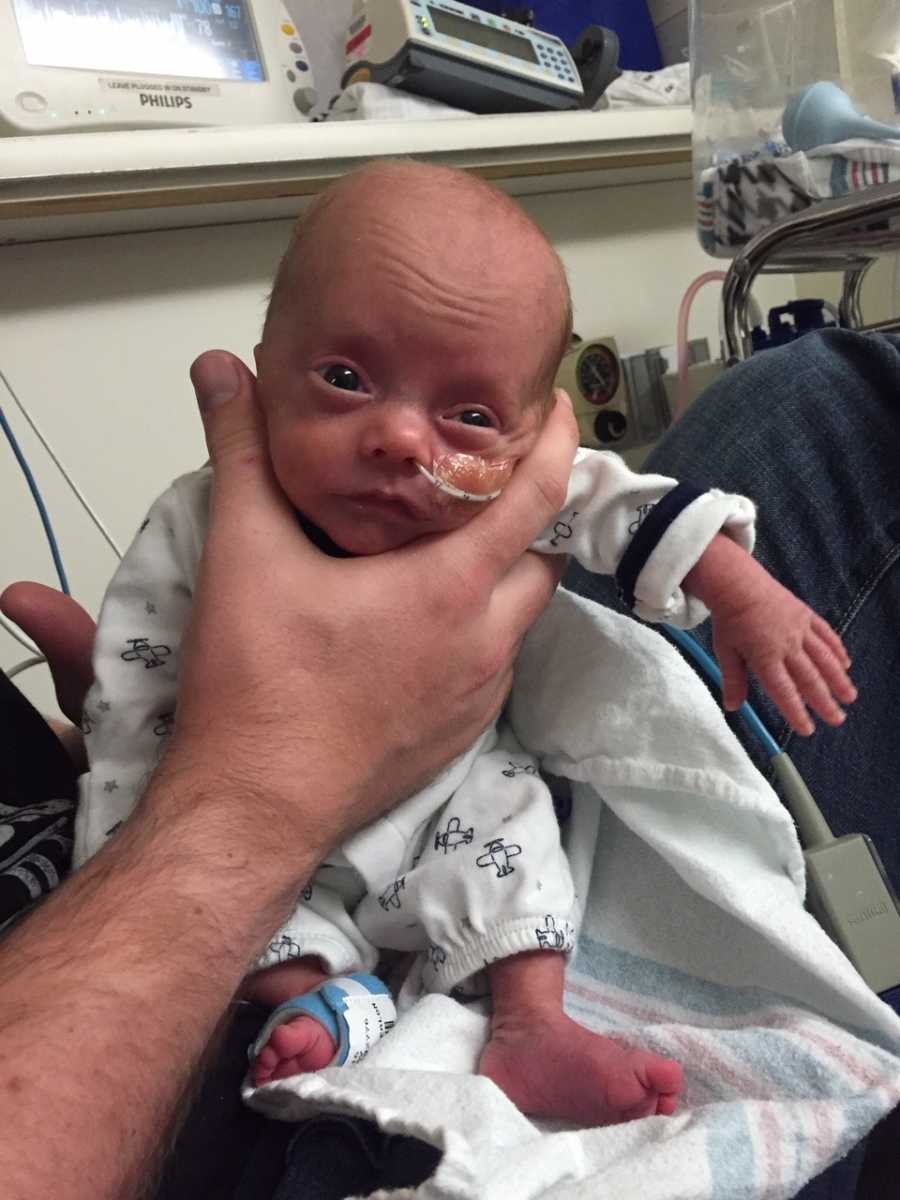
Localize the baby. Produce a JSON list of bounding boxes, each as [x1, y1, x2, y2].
[[76, 160, 854, 1128]]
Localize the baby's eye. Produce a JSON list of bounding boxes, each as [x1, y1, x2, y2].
[[320, 364, 363, 391], [453, 410, 494, 428]]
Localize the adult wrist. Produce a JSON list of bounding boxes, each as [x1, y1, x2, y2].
[[135, 759, 326, 933]]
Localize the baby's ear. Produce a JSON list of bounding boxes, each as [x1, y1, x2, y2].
[[252, 343, 263, 373]]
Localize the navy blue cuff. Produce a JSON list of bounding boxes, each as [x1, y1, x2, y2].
[[616, 482, 706, 610]]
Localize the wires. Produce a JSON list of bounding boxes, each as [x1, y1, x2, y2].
[[673, 272, 766, 421], [0, 611, 40, 656], [0, 365, 123, 562], [674, 271, 727, 422], [1, 363, 124, 673], [1, 363, 128, 661], [0, 403, 70, 596], [7, 655, 46, 681]]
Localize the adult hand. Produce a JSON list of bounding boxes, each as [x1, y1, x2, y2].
[[0, 582, 95, 725], [0, 351, 576, 1200], [1, 582, 95, 769], [166, 353, 577, 868]]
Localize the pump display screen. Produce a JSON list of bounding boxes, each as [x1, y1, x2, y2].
[[12, 0, 266, 80], [428, 8, 538, 64]]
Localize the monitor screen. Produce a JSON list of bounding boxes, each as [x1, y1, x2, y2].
[[12, 0, 267, 81], [428, 8, 538, 65]]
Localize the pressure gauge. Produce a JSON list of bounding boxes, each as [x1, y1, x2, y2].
[[576, 344, 620, 406], [555, 335, 632, 450]]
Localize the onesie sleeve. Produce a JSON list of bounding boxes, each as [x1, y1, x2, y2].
[[531, 447, 757, 628], [73, 471, 209, 867]]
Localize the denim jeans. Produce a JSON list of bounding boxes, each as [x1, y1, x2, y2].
[[565, 327, 900, 1199]]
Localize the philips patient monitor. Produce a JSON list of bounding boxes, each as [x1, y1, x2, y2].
[[1, 0, 314, 135]]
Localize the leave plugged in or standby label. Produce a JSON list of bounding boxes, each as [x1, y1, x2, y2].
[[99, 77, 221, 96]]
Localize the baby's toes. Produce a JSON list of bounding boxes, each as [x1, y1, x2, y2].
[[645, 1055, 683, 1101], [616, 1053, 683, 1120], [253, 1015, 336, 1085]]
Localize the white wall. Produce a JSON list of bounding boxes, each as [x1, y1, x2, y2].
[[0, 177, 793, 715]]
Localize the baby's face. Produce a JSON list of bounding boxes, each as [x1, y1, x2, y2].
[[255, 201, 562, 556]]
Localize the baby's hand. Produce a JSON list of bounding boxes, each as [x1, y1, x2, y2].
[[710, 574, 856, 737]]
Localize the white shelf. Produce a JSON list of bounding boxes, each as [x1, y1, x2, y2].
[[0, 106, 692, 244]]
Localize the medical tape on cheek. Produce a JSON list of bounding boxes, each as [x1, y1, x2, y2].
[[416, 453, 514, 504]]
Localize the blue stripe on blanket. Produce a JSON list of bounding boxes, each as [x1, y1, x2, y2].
[[575, 936, 777, 1017], [721, 1026, 880, 1098], [574, 935, 900, 1052], [830, 156, 848, 197], [707, 1107, 755, 1199]]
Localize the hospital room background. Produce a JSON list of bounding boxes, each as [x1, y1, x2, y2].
[[2, 0, 898, 724]]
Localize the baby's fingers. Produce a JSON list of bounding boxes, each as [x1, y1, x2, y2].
[[784, 650, 846, 732], [811, 614, 851, 670], [806, 628, 857, 706], [758, 660, 816, 737], [716, 642, 748, 712]]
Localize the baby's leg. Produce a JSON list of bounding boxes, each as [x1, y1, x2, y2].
[[480, 951, 683, 1125], [244, 958, 338, 1085]]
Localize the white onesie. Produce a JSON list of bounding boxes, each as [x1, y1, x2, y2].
[[76, 448, 755, 994]]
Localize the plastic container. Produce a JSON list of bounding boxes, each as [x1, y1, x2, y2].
[[692, 0, 900, 258]]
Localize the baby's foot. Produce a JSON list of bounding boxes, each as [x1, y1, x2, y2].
[[479, 1008, 682, 1125], [245, 958, 337, 1086], [253, 1014, 338, 1086]]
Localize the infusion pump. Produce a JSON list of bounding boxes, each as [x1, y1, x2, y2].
[[345, 0, 589, 114], [0, 0, 314, 135]]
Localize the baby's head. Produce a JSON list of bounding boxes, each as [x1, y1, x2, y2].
[[256, 159, 572, 555]]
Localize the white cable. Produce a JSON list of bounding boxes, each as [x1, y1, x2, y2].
[[0, 365, 124, 560], [7, 655, 46, 680], [0, 610, 40, 656]]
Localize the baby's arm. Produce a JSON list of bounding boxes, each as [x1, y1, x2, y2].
[[532, 447, 756, 627], [75, 474, 206, 866], [533, 447, 853, 735], [684, 533, 855, 735]]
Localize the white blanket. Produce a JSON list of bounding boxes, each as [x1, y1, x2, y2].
[[246, 589, 900, 1198]]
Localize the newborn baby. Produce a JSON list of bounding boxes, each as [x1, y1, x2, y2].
[[77, 160, 854, 1128]]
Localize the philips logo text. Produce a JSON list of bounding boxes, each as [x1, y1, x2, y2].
[[140, 94, 193, 109]]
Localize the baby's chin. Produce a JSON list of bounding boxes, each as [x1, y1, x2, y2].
[[312, 509, 472, 557]]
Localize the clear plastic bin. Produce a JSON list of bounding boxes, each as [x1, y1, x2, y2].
[[692, 0, 900, 257]]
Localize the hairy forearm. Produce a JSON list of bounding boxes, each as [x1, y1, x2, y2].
[[0, 765, 318, 1200]]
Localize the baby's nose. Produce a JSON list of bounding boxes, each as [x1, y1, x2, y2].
[[361, 405, 432, 466]]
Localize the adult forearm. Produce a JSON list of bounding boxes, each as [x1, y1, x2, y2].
[[0, 765, 316, 1200]]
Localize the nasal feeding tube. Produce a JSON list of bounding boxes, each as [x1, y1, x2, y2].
[[416, 453, 514, 504]]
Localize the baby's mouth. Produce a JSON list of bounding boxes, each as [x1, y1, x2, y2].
[[346, 490, 431, 521]]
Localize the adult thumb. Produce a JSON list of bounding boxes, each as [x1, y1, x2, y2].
[[190, 350, 265, 469], [1, 582, 95, 724], [188, 349, 296, 563]]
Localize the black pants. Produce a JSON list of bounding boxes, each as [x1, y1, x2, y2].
[[156, 1002, 440, 1200], [0, 670, 77, 930]]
